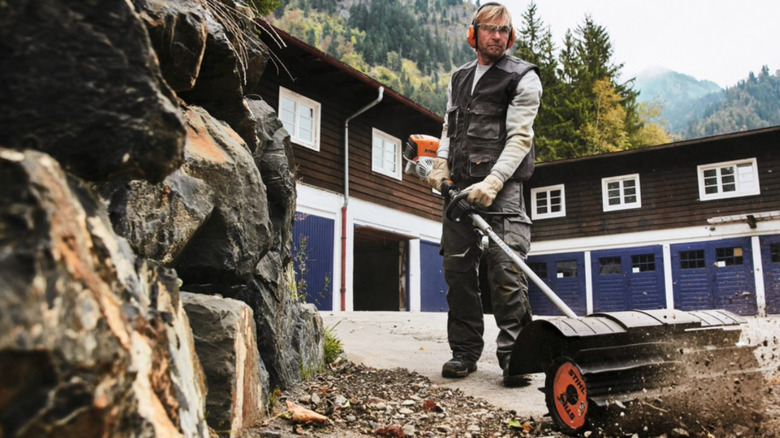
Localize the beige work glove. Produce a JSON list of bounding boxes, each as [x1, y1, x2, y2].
[[426, 158, 450, 192], [465, 174, 504, 207]]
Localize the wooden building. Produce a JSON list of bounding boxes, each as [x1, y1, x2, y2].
[[257, 26, 448, 312], [525, 126, 780, 317]]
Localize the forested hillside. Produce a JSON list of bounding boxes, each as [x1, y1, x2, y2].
[[267, 0, 674, 160], [636, 69, 724, 136], [684, 66, 780, 138], [269, 0, 473, 114]]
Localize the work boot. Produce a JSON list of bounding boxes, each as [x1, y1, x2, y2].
[[441, 356, 477, 378]]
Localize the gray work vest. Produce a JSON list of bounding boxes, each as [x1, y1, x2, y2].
[[446, 55, 538, 186]]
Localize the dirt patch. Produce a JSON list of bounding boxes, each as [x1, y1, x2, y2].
[[242, 359, 565, 438], [240, 315, 780, 437], [241, 359, 779, 438]]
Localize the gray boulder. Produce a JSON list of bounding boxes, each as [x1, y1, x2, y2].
[[181, 292, 269, 436], [100, 169, 215, 265], [177, 6, 269, 152], [249, 98, 297, 265], [186, 279, 325, 390], [0, 0, 185, 183], [173, 105, 273, 284], [139, 0, 209, 92], [0, 148, 208, 437]]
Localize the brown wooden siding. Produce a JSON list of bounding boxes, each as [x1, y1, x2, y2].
[[526, 128, 780, 242], [255, 59, 445, 223]]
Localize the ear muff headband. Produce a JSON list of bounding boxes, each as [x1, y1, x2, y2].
[[466, 2, 515, 49]]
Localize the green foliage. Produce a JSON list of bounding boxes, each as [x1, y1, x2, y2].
[[270, 0, 472, 115], [581, 78, 630, 154], [684, 66, 780, 138], [267, 387, 283, 413], [243, 0, 282, 16], [630, 100, 673, 146], [323, 322, 344, 364]]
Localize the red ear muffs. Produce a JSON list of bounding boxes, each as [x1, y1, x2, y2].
[[467, 25, 516, 50], [507, 27, 515, 48]]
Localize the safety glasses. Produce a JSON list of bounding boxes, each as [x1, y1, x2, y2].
[[476, 23, 512, 35]]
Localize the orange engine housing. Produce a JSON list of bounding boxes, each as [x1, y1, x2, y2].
[[405, 134, 439, 161]]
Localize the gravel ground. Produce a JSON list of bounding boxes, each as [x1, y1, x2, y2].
[[242, 313, 780, 438]]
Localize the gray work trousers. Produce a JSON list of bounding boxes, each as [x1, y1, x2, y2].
[[441, 180, 533, 368]]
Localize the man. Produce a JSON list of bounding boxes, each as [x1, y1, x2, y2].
[[426, 2, 542, 386]]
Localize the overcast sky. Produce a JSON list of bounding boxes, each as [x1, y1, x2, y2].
[[500, 0, 780, 88]]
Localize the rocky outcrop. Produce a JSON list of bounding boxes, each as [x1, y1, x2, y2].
[[101, 98, 323, 390], [139, 0, 209, 93], [100, 168, 215, 265], [0, 148, 208, 437], [0, 0, 325, 435], [186, 279, 324, 390], [0, 0, 185, 183], [102, 103, 274, 284], [173, 105, 273, 284], [250, 98, 297, 265], [182, 293, 269, 436], [177, 6, 269, 152]]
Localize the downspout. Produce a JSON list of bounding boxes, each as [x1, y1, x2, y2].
[[340, 86, 384, 311]]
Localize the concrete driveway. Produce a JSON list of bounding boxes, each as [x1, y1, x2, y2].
[[320, 311, 550, 419]]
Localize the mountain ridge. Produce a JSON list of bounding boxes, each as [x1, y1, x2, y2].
[[634, 68, 724, 136], [633, 66, 780, 139]]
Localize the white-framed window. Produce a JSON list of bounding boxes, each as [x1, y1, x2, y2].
[[531, 184, 566, 219], [697, 158, 760, 201], [278, 86, 321, 151], [371, 128, 402, 180], [602, 173, 641, 211]]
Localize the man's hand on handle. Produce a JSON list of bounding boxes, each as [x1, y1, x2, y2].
[[465, 174, 503, 207], [426, 158, 450, 192]]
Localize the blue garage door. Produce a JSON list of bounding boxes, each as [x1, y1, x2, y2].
[[760, 235, 780, 314], [671, 238, 756, 315], [420, 240, 448, 312], [592, 246, 666, 313], [292, 212, 335, 311], [526, 253, 586, 316]]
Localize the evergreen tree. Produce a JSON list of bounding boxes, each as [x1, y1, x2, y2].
[[550, 16, 655, 157], [546, 30, 589, 159], [306, 27, 317, 45], [574, 17, 645, 150]]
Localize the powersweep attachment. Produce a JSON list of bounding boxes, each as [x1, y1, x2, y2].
[[444, 189, 764, 435]]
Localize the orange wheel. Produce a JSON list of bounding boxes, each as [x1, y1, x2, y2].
[[545, 358, 588, 435]]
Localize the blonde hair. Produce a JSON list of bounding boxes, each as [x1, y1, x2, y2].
[[473, 3, 512, 26]]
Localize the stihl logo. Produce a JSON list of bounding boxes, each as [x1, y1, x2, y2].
[[568, 369, 586, 394]]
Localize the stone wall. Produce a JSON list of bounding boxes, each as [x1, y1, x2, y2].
[[0, 0, 323, 436]]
